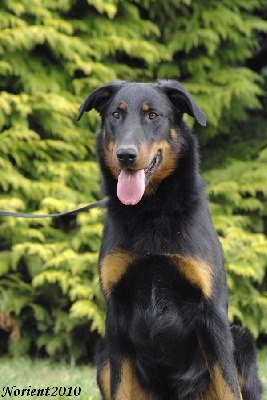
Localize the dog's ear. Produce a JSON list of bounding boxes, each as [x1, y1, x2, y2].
[[157, 80, 206, 126], [77, 80, 126, 121]]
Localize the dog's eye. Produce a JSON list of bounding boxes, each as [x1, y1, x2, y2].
[[113, 111, 120, 119], [149, 112, 158, 120]]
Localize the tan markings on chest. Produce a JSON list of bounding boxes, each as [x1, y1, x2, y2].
[[166, 254, 213, 298], [100, 248, 136, 296]]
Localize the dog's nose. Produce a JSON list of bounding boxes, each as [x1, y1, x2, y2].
[[116, 147, 138, 167]]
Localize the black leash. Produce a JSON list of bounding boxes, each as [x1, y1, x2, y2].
[[0, 199, 107, 219]]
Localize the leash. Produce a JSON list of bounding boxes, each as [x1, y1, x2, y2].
[[0, 199, 107, 219]]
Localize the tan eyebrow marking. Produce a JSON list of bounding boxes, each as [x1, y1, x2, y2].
[[142, 103, 150, 112]]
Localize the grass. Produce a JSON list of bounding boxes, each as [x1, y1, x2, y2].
[[0, 351, 266, 399], [0, 357, 100, 400]]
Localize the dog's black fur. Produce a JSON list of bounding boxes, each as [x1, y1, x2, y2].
[[78, 81, 262, 399]]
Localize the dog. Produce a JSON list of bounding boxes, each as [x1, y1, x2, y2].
[[77, 80, 262, 399]]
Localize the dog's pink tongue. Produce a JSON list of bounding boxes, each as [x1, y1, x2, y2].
[[117, 169, 145, 205]]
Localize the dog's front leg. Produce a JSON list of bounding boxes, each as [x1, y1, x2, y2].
[[97, 338, 128, 399], [100, 305, 146, 400], [104, 304, 126, 400], [197, 313, 242, 400], [99, 351, 147, 400]]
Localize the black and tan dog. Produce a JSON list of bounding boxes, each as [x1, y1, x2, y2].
[[77, 80, 262, 400]]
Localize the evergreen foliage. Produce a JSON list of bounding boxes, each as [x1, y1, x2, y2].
[[142, 0, 267, 136], [0, 0, 267, 360], [202, 115, 267, 338]]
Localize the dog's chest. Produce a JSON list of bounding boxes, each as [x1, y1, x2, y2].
[[108, 255, 206, 367], [100, 250, 212, 301]]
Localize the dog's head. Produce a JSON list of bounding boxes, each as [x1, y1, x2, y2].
[[77, 80, 206, 205]]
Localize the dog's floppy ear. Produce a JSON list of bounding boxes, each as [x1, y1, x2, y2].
[[77, 80, 126, 121], [157, 80, 206, 126]]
